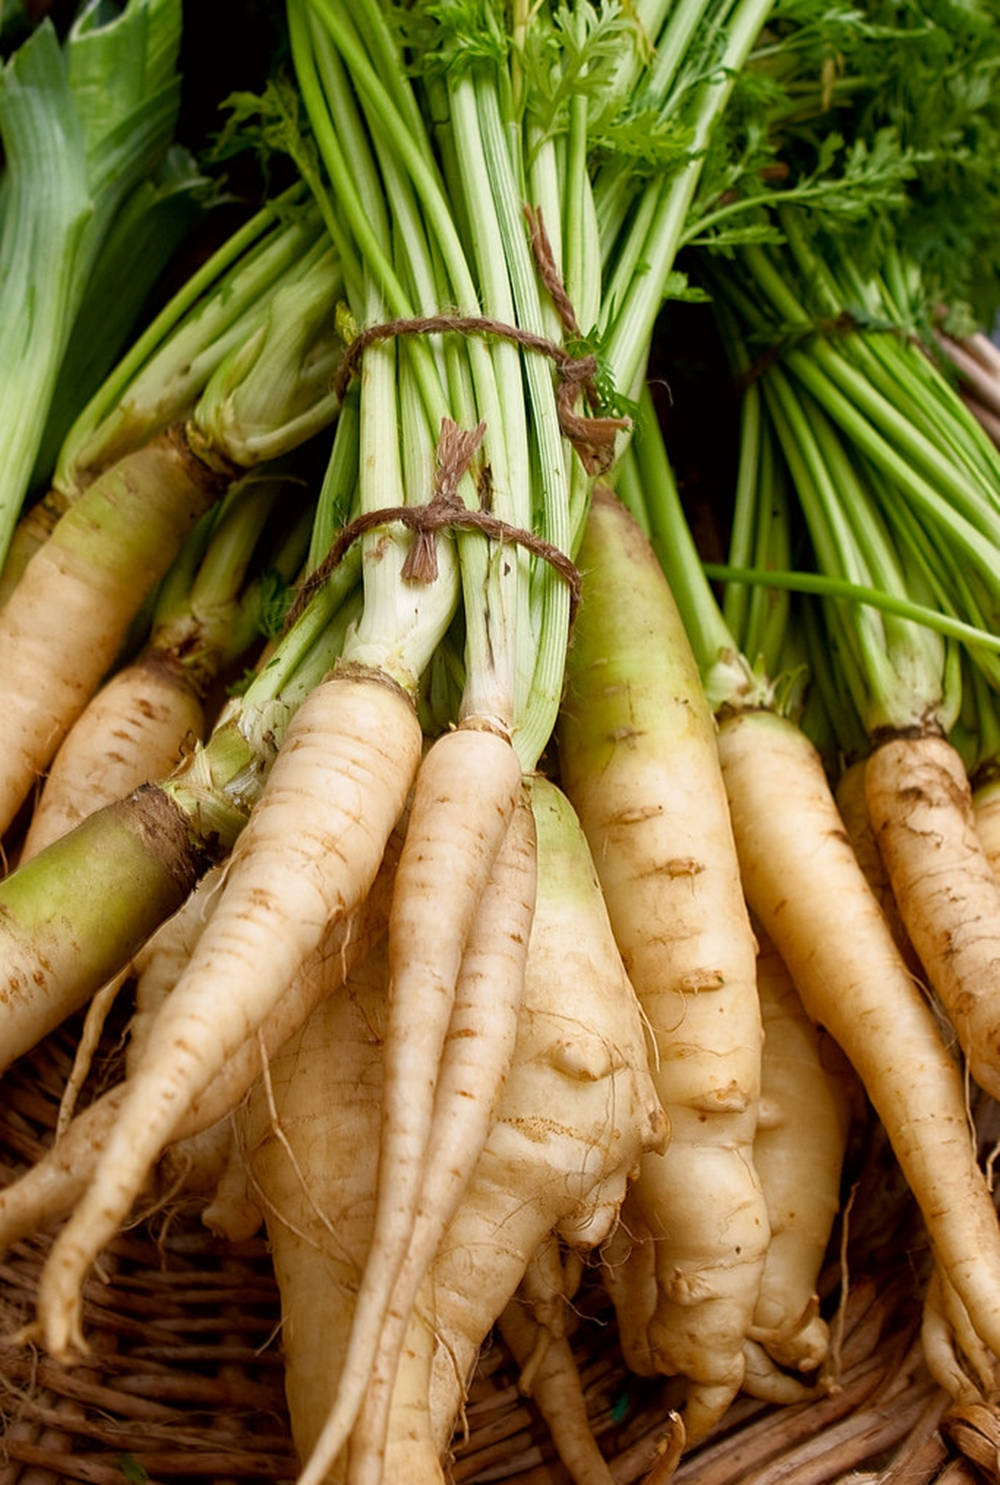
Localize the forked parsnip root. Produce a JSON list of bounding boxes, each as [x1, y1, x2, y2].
[[348, 789, 536, 1485], [866, 732, 1000, 1101], [335, 724, 523, 1478], [922, 1267, 1000, 1408], [31, 667, 421, 1358], [296, 777, 666, 1485], [719, 708, 1000, 1371], [558, 488, 768, 1443]]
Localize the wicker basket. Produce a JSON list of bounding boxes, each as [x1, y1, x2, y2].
[[1, 1014, 995, 1485]]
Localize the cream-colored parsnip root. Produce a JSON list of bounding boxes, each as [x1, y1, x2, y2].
[[349, 790, 536, 1485], [0, 429, 232, 838], [600, 1190, 659, 1379], [32, 667, 421, 1358], [866, 733, 1000, 1100], [20, 654, 206, 862], [719, 708, 1000, 1368], [331, 725, 523, 1480], [558, 487, 768, 1443], [749, 929, 851, 1376], [297, 777, 666, 1485], [834, 758, 918, 970], [498, 1238, 614, 1485], [238, 936, 444, 1485]]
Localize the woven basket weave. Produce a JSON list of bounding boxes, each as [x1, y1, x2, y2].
[[0, 1014, 994, 1485]]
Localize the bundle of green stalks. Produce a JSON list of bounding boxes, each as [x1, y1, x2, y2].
[[5, 1, 1000, 1483]]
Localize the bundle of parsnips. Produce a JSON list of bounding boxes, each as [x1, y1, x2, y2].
[[4, 1, 1000, 1483]]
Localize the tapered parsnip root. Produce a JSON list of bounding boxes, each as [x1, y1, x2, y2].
[[21, 651, 206, 860], [866, 733, 1000, 1099], [498, 1239, 614, 1485], [558, 487, 767, 1443], [923, 1267, 1000, 1406], [600, 1192, 659, 1378], [750, 929, 851, 1376], [31, 666, 421, 1358], [54, 972, 129, 1136], [0, 426, 235, 838], [718, 708, 1000, 1369], [349, 789, 536, 1485]]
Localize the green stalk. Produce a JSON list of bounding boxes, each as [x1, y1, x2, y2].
[[32, 147, 210, 484], [602, 0, 777, 396], [630, 386, 768, 711], [56, 189, 321, 495], [0, 25, 91, 561], [0, 0, 183, 566]]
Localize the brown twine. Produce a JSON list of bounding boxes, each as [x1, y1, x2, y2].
[[283, 416, 582, 633], [331, 207, 629, 477]]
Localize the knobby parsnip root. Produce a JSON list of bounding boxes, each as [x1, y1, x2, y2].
[[740, 1339, 824, 1405], [20, 652, 206, 862], [0, 426, 233, 839], [749, 929, 851, 1376], [348, 790, 537, 1485], [498, 1238, 614, 1485], [31, 666, 421, 1358], [238, 936, 445, 1485], [718, 707, 1000, 1368], [558, 488, 768, 1443], [298, 777, 666, 1485], [866, 732, 1000, 1099]]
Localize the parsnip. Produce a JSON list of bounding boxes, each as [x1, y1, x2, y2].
[[749, 929, 851, 1376], [866, 733, 1000, 1101], [297, 777, 666, 1485], [26, 674, 419, 1359], [239, 936, 443, 1484], [333, 726, 523, 1479], [498, 1238, 614, 1485], [558, 487, 768, 1442], [719, 707, 1000, 1368], [349, 789, 536, 1485], [973, 775, 1000, 879]]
